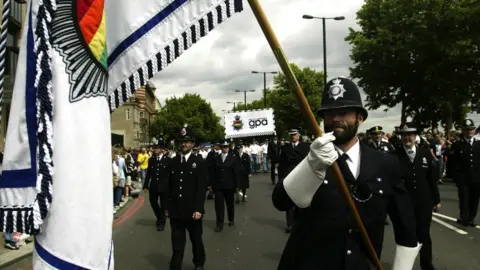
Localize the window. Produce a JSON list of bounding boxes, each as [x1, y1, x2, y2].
[[125, 109, 130, 120], [5, 48, 18, 76], [10, 1, 23, 24], [140, 111, 145, 118]]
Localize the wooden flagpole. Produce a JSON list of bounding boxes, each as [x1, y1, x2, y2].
[[246, 1, 382, 269]]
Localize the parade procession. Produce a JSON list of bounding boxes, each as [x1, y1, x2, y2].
[[0, 0, 479, 269]]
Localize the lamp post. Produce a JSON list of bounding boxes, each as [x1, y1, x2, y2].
[[235, 89, 255, 111], [251, 71, 277, 108], [302, 15, 345, 87], [226, 101, 243, 111]]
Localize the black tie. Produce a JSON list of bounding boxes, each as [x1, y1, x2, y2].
[[182, 156, 186, 164]]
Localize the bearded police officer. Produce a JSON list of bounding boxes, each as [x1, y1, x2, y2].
[[368, 126, 395, 153], [278, 128, 303, 233], [395, 123, 440, 270], [143, 139, 171, 231], [272, 77, 420, 270], [450, 119, 480, 227], [211, 141, 239, 232], [166, 125, 208, 270]]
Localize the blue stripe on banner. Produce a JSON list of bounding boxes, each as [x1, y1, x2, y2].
[[107, 0, 188, 66], [0, 1, 37, 188], [35, 240, 89, 270], [107, 241, 113, 269]]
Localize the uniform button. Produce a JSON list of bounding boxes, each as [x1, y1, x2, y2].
[[347, 250, 352, 255], [379, 190, 383, 194], [324, 180, 328, 184], [348, 229, 352, 234], [377, 178, 382, 182], [179, 194, 182, 197], [180, 179, 183, 182], [181, 171, 183, 174], [180, 187, 182, 189], [413, 173, 416, 176]]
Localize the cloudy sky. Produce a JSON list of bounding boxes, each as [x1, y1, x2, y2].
[[150, 0, 479, 133]]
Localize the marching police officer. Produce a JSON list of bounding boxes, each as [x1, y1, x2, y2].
[[166, 125, 207, 270], [450, 119, 480, 227], [368, 126, 395, 153], [278, 128, 303, 233], [211, 141, 239, 232], [395, 123, 440, 270], [143, 139, 171, 231], [235, 144, 252, 203], [272, 77, 420, 270], [268, 137, 280, 185]]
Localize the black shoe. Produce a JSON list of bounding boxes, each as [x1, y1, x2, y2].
[[228, 221, 235, 227], [157, 225, 165, 231], [215, 225, 223, 232], [468, 221, 477, 227], [384, 220, 390, 226], [195, 267, 204, 270], [457, 219, 469, 226], [285, 227, 291, 233]]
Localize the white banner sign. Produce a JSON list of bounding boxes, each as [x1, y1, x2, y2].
[[224, 109, 276, 139]]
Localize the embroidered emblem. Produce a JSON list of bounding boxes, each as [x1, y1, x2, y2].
[[377, 178, 382, 182], [422, 157, 427, 164], [52, 0, 108, 103], [232, 115, 243, 130], [383, 146, 388, 151], [328, 78, 346, 100], [192, 163, 197, 168]]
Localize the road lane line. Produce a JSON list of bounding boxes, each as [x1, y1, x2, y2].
[[433, 212, 480, 230], [432, 212, 457, 222], [113, 196, 144, 228], [432, 217, 468, 235]]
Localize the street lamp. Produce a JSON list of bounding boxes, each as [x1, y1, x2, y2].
[[226, 101, 243, 111], [302, 14, 345, 87], [251, 71, 278, 108], [235, 89, 255, 111]]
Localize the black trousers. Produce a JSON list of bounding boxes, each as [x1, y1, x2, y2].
[[214, 189, 235, 224], [286, 208, 295, 228], [457, 182, 480, 222], [415, 206, 434, 270], [271, 162, 277, 184], [149, 191, 167, 225], [170, 218, 205, 269]]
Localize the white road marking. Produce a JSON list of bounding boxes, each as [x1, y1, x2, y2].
[[433, 212, 480, 230], [432, 216, 468, 235]]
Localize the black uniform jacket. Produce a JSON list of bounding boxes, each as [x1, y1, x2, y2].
[[272, 142, 417, 270], [268, 141, 279, 163], [278, 142, 298, 179], [167, 153, 208, 220], [206, 150, 218, 186], [449, 137, 480, 185], [395, 146, 440, 209], [212, 152, 239, 190], [368, 140, 395, 154], [144, 155, 171, 192], [236, 152, 251, 189]]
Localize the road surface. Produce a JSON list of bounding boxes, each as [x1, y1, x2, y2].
[[5, 174, 480, 270]]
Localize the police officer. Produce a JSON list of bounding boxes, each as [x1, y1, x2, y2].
[[143, 139, 171, 231], [450, 119, 480, 227], [166, 125, 207, 270], [368, 126, 395, 153], [395, 123, 440, 270], [235, 144, 252, 203], [206, 141, 220, 200], [211, 141, 239, 232], [272, 77, 420, 270], [268, 136, 280, 185]]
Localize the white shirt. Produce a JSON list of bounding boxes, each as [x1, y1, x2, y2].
[[250, 144, 259, 154], [335, 140, 361, 179], [156, 154, 163, 161], [244, 146, 251, 155], [181, 152, 192, 162], [291, 141, 299, 148], [262, 144, 268, 154]]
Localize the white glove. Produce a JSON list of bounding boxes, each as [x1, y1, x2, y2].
[[392, 243, 422, 270], [307, 132, 338, 171]]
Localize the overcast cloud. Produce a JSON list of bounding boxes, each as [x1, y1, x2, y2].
[[151, 0, 480, 134]]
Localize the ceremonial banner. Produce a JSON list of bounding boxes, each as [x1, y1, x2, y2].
[[0, 0, 243, 269], [224, 109, 276, 139]]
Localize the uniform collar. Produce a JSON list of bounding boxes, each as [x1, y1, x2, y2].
[[182, 151, 192, 162]]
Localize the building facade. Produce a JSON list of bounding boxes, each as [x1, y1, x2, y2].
[[110, 82, 158, 148], [0, 0, 27, 151]]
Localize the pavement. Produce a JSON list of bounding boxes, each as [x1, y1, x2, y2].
[[4, 174, 480, 270]]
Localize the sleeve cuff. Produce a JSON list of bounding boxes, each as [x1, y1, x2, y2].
[[283, 157, 324, 208], [392, 243, 422, 270]]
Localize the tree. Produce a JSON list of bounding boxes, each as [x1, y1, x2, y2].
[[346, 0, 480, 131], [150, 94, 225, 142], [232, 63, 325, 136]]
